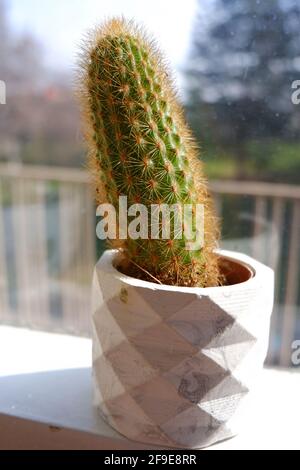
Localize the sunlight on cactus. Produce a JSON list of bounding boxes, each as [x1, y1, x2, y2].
[[78, 18, 221, 287]]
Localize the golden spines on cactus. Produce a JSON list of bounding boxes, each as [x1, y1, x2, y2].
[[78, 17, 221, 287]]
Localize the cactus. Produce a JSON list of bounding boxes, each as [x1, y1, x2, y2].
[[78, 18, 221, 287]]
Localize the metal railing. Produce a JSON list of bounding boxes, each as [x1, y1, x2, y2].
[[0, 164, 94, 337], [0, 164, 299, 367]]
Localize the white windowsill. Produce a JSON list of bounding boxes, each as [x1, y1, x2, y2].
[[0, 326, 299, 450]]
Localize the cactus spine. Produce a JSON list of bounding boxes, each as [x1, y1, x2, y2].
[[79, 18, 220, 287]]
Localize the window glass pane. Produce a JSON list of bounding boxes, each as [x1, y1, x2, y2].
[[0, 0, 299, 369]]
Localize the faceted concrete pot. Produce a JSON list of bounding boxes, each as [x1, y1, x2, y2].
[[92, 250, 274, 449]]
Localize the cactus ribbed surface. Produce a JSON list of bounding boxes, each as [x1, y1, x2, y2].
[[79, 18, 220, 287]]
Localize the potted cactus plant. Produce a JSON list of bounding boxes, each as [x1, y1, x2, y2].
[[78, 18, 274, 449]]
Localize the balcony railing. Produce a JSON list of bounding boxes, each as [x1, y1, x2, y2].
[[0, 163, 299, 367]]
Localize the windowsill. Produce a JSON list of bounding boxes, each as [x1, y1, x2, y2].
[[0, 326, 299, 450]]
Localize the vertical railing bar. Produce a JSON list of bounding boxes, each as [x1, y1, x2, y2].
[[279, 201, 300, 367], [59, 182, 77, 334], [265, 197, 285, 364], [78, 183, 87, 335], [12, 176, 32, 326], [74, 183, 85, 335], [213, 193, 223, 220], [268, 198, 284, 270], [58, 181, 66, 333], [25, 180, 39, 327], [80, 182, 93, 336], [0, 178, 9, 319], [252, 196, 268, 261], [84, 183, 96, 335], [33, 179, 50, 329], [86, 184, 96, 274]]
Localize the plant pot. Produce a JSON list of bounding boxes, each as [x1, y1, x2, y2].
[[92, 249, 274, 449]]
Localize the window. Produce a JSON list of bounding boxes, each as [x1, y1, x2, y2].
[[0, 0, 299, 450]]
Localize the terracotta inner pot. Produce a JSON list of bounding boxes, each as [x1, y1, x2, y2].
[[219, 255, 255, 286], [115, 252, 255, 288]]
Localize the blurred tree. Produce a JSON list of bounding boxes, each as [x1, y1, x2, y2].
[[186, 0, 300, 178], [0, 0, 44, 93], [0, 0, 83, 167]]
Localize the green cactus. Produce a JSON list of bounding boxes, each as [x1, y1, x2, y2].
[[79, 18, 220, 287]]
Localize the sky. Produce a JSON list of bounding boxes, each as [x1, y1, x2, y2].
[[7, 0, 199, 87]]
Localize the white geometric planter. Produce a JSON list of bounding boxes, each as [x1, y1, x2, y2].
[[92, 250, 274, 449]]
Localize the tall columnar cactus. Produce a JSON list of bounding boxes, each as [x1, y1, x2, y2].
[[79, 18, 220, 287]]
